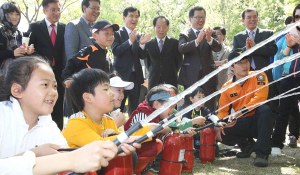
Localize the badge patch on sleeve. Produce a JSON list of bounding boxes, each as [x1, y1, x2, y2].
[[230, 93, 238, 97], [257, 74, 265, 81]]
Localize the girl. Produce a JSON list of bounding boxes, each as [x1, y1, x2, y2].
[[0, 2, 34, 74], [108, 71, 134, 131], [0, 56, 67, 159]]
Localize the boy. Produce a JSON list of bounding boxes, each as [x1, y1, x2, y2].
[[62, 19, 119, 88]]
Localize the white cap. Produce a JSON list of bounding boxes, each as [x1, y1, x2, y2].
[[110, 76, 134, 90]]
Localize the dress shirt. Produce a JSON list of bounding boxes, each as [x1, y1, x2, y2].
[[0, 151, 36, 175], [0, 97, 67, 159], [246, 27, 258, 38], [45, 18, 58, 35], [81, 15, 94, 27]]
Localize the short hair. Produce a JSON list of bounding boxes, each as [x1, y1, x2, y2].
[[241, 8, 258, 19], [153, 16, 170, 26], [189, 6, 206, 18], [123, 6, 140, 17], [285, 16, 293, 25], [109, 70, 121, 79], [293, 4, 300, 20], [70, 68, 109, 111], [5, 2, 21, 14], [81, 0, 100, 13], [42, 0, 60, 8], [146, 85, 170, 107], [182, 86, 205, 108], [213, 26, 226, 36]]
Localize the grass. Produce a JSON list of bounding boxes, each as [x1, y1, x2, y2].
[[154, 140, 300, 175]]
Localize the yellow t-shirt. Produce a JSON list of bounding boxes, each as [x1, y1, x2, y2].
[[62, 111, 151, 148]]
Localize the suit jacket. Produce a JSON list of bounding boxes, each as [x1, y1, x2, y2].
[[232, 28, 278, 81], [178, 28, 221, 87], [111, 26, 147, 84], [64, 17, 94, 60], [145, 36, 183, 90], [27, 19, 66, 83], [212, 44, 231, 90]]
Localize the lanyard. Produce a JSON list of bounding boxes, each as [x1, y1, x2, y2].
[[82, 110, 105, 131], [191, 109, 201, 119]]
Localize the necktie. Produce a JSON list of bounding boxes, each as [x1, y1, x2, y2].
[[196, 31, 200, 37], [159, 39, 163, 52], [50, 24, 56, 66], [249, 31, 256, 69]]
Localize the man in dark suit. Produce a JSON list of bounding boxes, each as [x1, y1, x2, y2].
[[232, 7, 278, 121], [27, 0, 66, 130], [111, 6, 151, 116], [145, 16, 183, 90], [178, 6, 221, 111]]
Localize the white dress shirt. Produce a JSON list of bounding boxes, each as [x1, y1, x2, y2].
[[0, 97, 67, 159], [0, 151, 36, 175], [45, 18, 58, 35], [246, 27, 258, 38]]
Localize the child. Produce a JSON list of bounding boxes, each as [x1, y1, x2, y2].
[[0, 2, 34, 74], [62, 19, 119, 88], [181, 86, 211, 157], [0, 56, 67, 159], [109, 71, 134, 131]]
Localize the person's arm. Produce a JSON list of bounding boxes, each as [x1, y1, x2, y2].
[[178, 32, 198, 54], [217, 88, 232, 119], [209, 31, 222, 52], [65, 22, 80, 60], [111, 31, 131, 57], [242, 72, 269, 114], [175, 39, 183, 70], [251, 31, 278, 57], [169, 120, 193, 130]]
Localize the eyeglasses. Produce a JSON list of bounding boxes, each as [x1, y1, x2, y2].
[[127, 15, 140, 19], [294, 15, 300, 21], [193, 16, 206, 20], [88, 7, 100, 12], [47, 8, 61, 13]]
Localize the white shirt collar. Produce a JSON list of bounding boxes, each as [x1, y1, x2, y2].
[[156, 36, 167, 43], [81, 16, 94, 27], [192, 27, 205, 35], [45, 18, 58, 28], [246, 27, 258, 35], [9, 96, 53, 127], [124, 26, 132, 35]]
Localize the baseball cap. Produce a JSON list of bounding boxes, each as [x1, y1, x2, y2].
[[228, 48, 251, 62], [110, 76, 134, 90], [91, 19, 119, 34]]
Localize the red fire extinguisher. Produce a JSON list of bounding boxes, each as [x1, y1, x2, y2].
[[59, 172, 97, 175], [103, 154, 133, 175], [182, 136, 194, 173], [200, 127, 216, 164], [159, 126, 186, 175]]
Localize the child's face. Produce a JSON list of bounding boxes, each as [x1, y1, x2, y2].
[[93, 27, 115, 49], [91, 82, 115, 114], [190, 92, 205, 108], [19, 64, 58, 116], [110, 86, 124, 108], [155, 101, 176, 120]]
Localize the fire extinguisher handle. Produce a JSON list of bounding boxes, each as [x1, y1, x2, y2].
[[112, 122, 143, 147], [65, 172, 84, 175], [181, 131, 188, 134], [117, 134, 150, 154]]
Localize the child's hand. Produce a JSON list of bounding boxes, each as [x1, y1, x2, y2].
[[26, 45, 35, 55], [70, 141, 117, 172], [181, 127, 196, 137], [112, 112, 126, 128], [14, 46, 26, 57], [118, 136, 141, 156], [31, 143, 60, 157], [192, 116, 206, 126], [101, 129, 116, 138]]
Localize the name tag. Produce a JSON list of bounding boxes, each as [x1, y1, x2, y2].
[[230, 93, 238, 97]]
